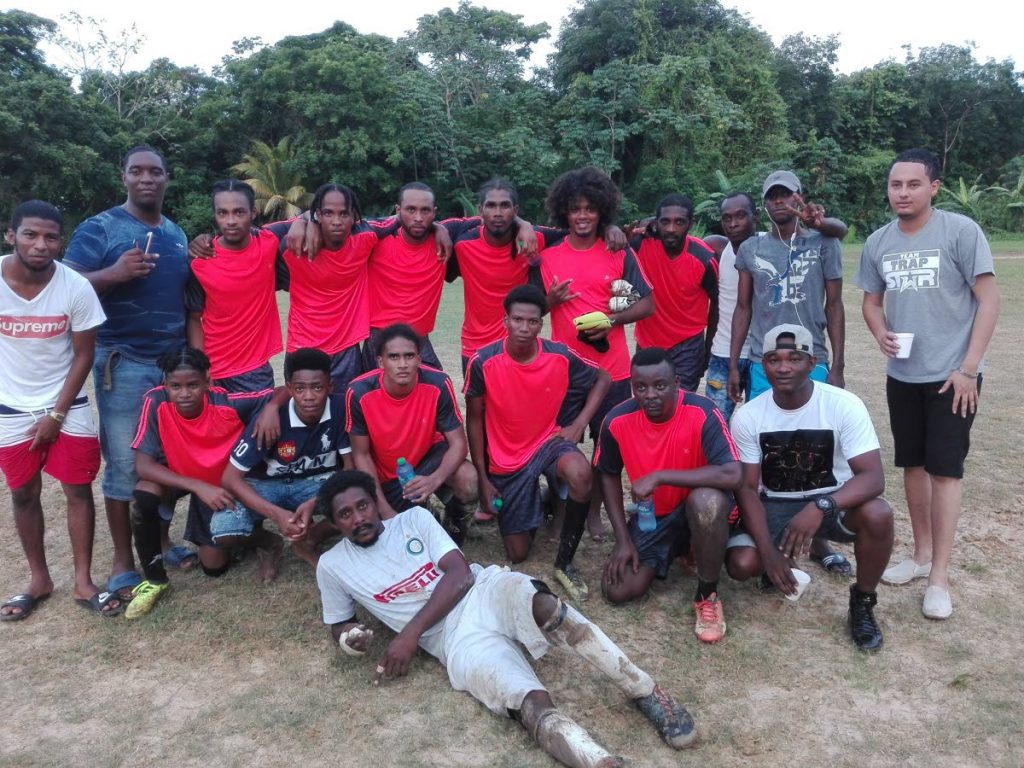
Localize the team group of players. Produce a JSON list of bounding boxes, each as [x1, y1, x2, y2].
[[0, 144, 998, 767]]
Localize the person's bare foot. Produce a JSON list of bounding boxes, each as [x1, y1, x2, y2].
[[587, 511, 610, 542], [0, 577, 53, 620], [255, 534, 284, 584]]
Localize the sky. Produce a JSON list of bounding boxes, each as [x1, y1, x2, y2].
[[13, 0, 1022, 76]]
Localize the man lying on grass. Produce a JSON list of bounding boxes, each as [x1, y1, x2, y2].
[[315, 469, 697, 768]]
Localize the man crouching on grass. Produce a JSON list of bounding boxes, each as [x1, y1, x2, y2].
[[315, 469, 697, 767]]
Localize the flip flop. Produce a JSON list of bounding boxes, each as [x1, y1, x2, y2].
[[811, 551, 853, 577], [1, 592, 50, 622], [106, 570, 142, 602], [75, 591, 124, 618], [164, 545, 199, 571]]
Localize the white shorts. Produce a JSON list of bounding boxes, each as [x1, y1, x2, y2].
[[0, 398, 97, 448], [442, 565, 550, 716]]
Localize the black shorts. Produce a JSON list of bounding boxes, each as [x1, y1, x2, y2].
[[328, 344, 365, 393], [640, 332, 705, 393], [490, 438, 581, 536], [362, 329, 443, 372], [381, 441, 455, 511], [589, 378, 633, 442], [629, 505, 691, 580], [886, 375, 980, 479]]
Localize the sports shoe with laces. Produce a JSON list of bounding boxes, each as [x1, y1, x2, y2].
[[633, 683, 697, 749], [848, 585, 883, 652], [693, 592, 726, 643], [124, 579, 169, 620], [882, 558, 931, 585], [553, 564, 589, 602]]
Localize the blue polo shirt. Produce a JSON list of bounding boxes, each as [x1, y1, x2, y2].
[[64, 206, 189, 360], [229, 394, 351, 480]]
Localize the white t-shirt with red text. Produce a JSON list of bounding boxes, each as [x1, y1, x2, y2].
[[0, 257, 106, 410]]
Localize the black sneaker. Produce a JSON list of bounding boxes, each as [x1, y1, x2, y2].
[[633, 684, 697, 749], [848, 585, 883, 652]]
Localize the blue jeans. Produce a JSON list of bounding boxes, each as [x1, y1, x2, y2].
[[245, 474, 330, 513], [749, 361, 829, 400], [93, 348, 163, 500], [704, 355, 749, 422]]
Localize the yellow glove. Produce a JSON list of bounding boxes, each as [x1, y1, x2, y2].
[[573, 311, 613, 331]]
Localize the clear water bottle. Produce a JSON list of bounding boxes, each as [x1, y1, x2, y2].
[[396, 457, 415, 487], [635, 499, 657, 532]]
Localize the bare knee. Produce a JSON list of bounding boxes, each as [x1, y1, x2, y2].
[[503, 533, 533, 564], [854, 498, 894, 537], [532, 590, 561, 627], [11, 477, 41, 511], [725, 547, 761, 581], [685, 488, 730, 532], [558, 455, 592, 501], [451, 462, 479, 503]]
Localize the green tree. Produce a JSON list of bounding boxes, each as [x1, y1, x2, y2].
[[231, 138, 313, 221]]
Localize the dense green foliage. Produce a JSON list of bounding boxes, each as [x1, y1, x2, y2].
[[2, 2, 1022, 237]]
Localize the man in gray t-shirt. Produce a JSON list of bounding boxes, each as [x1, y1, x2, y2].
[[730, 170, 846, 404], [856, 147, 1000, 622]]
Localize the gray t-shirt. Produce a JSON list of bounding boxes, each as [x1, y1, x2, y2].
[[735, 230, 843, 363], [855, 209, 994, 383]]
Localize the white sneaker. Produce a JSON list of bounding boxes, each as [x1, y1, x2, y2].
[[922, 586, 952, 620], [881, 558, 931, 585]]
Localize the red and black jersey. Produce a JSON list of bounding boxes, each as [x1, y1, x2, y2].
[[595, 391, 739, 521], [132, 386, 272, 486], [464, 337, 599, 474], [633, 234, 719, 347], [185, 229, 283, 379], [346, 365, 463, 481], [538, 240, 651, 382]]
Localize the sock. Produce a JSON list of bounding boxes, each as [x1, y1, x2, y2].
[[695, 580, 718, 602], [532, 708, 617, 768], [554, 497, 588, 570], [444, 498, 468, 546], [131, 490, 168, 583]]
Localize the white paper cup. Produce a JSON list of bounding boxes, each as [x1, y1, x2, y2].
[[893, 332, 915, 359], [785, 568, 811, 601]]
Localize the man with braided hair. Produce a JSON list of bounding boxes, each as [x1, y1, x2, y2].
[[316, 469, 698, 767]]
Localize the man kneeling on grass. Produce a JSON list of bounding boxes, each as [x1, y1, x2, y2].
[[127, 348, 283, 618], [725, 325, 894, 651], [316, 470, 697, 767], [222, 348, 353, 566]]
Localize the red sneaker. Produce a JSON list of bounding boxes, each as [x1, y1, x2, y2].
[[693, 592, 726, 643]]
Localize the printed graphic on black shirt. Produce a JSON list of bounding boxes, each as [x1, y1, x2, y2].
[[759, 428, 836, 493]]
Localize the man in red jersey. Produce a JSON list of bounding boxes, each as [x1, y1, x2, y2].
[[465, 285, 611, 602], [597, 348, 740, 644], [537, 167, 654, 541], [632, 194, 719, 392], [129, 348, 278, 618], [186, 180, 285, 393], [346, 324, 477, 545]]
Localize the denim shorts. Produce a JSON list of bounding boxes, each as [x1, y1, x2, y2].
[[92, 348, 164, 501], [246, 473, 330, 513], [704, 355, 749, 422]]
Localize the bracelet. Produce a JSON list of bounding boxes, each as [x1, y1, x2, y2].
[[48, 410, 67, 423], [956, 368, 979, 379]]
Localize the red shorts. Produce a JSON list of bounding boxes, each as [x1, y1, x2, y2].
[[0, 433, 101, 490]]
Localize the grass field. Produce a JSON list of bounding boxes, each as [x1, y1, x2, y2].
[[1, 242, 1021, 767]]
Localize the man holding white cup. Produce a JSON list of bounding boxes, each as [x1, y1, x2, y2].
[[857, 148, 1000, 621], [723, 324, 894, 652]]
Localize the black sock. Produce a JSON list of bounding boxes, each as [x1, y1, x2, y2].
[[554, 497, 588, 570], [131, 490, 168, 583], [695, 580, 718, 602], [444, 499, 468, 546]]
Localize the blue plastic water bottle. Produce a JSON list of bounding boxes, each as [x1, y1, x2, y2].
[[636, 499, 657, 532], [396, 457, 415, 487]]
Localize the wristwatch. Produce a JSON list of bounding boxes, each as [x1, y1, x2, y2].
[[815, 496, 837, 515]]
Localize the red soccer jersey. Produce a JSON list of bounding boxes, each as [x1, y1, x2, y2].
[[464, 338, 599, 474], [595, 391, 740, 521], [538, 240, 650, 382], [633, 235, 719, 348], [346, 366, 463, 481], [187, 229, 282, 379], [284, 228, 378, 353], [132, 386, 271, 487], [453, 227, 551, 359], [367, 230, 447, 336]]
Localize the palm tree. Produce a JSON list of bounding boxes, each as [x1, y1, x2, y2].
[[231, 137, 313, 221]]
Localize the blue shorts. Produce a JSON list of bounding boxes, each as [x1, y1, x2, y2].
[[213, 362, 274, 394], [704, 355, 749, 422], [246, 473, 330, 513], [93, 348, 164, 501], [749, 361, 829, 400], [490, 438, 579, 536], [629, 504, 691, 580], [639, 332, 705, 392]]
